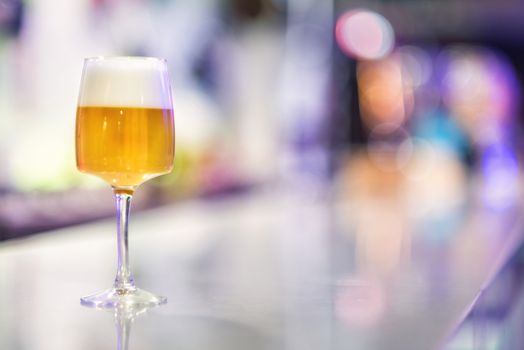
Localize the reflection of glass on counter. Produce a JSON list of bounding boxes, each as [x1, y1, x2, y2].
[[113, 305, 149, 350]]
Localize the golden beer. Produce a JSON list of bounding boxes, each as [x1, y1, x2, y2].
[[76, 106, 174, 188]]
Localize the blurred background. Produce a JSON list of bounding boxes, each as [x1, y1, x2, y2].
[[0, 0, 523, 238], [3, 1, 524, 349]]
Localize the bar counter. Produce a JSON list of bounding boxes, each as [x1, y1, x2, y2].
[[0, 179, 522, 349]]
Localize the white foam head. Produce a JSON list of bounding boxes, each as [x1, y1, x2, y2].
[[78, 57, 172, 109]]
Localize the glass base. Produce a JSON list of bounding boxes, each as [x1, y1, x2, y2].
[[80, 287, 167, 309]]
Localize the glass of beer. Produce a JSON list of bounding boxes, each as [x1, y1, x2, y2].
[[76, 57, 174, 308]]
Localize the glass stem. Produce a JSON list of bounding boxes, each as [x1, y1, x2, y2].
[[113, 191, 135, 291]]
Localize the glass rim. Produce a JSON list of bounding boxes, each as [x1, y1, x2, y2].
[[83, 56, 167, 63]]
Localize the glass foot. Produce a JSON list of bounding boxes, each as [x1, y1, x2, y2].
[[81, 287, 167, 309]]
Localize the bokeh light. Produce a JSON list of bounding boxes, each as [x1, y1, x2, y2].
[[367, 125, 411, 172], [480, 143, 520, 210], [335, 278, 386, 328], [357, 55, 414, 130], [439, 46, 519, 144], [397, 45, 433, 88], [336, 9, 394, 60]]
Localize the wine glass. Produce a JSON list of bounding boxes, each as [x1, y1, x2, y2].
[[76, 56, 174, 308]]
